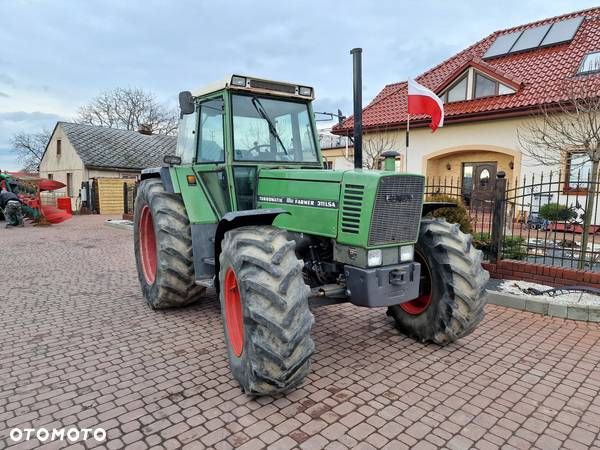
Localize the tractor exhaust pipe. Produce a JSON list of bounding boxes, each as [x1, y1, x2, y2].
[[351, 48, 363, 169]]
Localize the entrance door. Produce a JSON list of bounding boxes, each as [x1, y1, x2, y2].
[[462, 162, 497, 210]]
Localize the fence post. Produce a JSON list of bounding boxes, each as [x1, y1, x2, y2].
[[123, 182, 129, 214], [490, 171, 507, 263]]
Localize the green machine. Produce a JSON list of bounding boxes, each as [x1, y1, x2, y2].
[[134, 73, 488, 395]]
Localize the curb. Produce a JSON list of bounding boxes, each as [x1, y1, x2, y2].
[[105, 219, 134, 231], [486, 289, 600, 322]]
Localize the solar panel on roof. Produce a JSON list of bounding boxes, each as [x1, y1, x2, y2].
[[483, 16, 585, 60], [541, 16, 584, 46], [510, 24, 551, 52], [483, 31, 522, 58]]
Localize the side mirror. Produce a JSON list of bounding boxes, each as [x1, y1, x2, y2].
[[178, 91, 195, 116], [163, 155, 182, 166]]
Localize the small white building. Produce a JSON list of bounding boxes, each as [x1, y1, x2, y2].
[[39, 122, 176, 210]]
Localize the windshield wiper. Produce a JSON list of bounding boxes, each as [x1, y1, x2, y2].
[[251, 97, 288, 155]]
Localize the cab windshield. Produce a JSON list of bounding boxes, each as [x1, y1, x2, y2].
[[232, 94, 318, 163]]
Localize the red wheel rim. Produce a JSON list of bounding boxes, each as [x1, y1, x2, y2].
[[400, 250, 432, 315], [224, 268, 244, 357], [139, 205, 157, 285]]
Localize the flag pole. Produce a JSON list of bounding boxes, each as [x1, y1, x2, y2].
[[405, 114, 410, 172]]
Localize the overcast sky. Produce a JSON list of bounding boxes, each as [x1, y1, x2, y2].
[[0, 0, 596, 170]]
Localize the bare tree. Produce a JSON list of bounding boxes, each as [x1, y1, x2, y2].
[[518, 83, 600, 268], [76, 87, 178, 135], [9, 130, 51, 172], [344, 131, 400, 169]]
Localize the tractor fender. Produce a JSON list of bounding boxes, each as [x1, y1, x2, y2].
[[422, 201, 457, 216], [140, 167, 176, 193], [213, 208, 290, 291]]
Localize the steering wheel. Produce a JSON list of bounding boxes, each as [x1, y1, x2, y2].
[[246, 144, 273, 160], [249, 144, 272, 153]]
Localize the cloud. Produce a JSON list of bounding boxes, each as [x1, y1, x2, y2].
[[0, 111, 62, 124], [0, 73, 15, 86], [0, 147, 21, 171], [0, 92, 9, 98], [0, 110, 63, 144], [0, 0, 595, 143]]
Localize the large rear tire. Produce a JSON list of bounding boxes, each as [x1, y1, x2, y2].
[[219, 225, 314, 395], [387, 219, 488, 345], [134, 178, 206, 309]]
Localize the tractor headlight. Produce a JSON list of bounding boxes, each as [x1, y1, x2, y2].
[[367, 249, 382, 267], [231, 75, 247, 87], [298, 86, 312, 97], [400, 245, 414, 262]]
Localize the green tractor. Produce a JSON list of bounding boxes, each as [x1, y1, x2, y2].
[[134, 74, 488, 395]]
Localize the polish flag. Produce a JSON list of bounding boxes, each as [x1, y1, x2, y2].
[[407, 78, 444, 132]]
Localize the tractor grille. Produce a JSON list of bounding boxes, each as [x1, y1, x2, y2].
[[368, 176, 424, 246], [341, 184, 364, 234]]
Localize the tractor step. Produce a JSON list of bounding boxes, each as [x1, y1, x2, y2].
[[195, 277, 214, 288], [202, 257, 215, 266]]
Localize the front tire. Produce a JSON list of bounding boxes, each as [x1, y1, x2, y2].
[[387, 219, 488, 345], [219, 225, 314, 395], [134, 178, 206, 308]]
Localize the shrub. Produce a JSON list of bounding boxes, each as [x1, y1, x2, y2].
[[472, 232, 527, 260], [503, 236, 527, 260], [538, 203, 576, 222], [426, 194, 473, 234]]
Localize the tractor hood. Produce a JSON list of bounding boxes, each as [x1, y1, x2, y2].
[[257, 168, 425, 248], [259, 168, 345, 182]]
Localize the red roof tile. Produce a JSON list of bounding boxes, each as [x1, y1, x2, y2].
[[333, 7, 600, 134]]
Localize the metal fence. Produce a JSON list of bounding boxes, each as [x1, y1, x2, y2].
[[425, 170, 600, 272], [118, 172, 599, 271]]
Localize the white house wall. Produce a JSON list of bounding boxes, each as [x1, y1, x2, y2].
[[39, 124, 86, 211]]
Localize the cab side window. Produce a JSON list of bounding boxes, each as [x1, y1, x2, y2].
[[197, 98, 225, 163]]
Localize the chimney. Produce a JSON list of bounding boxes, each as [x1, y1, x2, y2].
[[138, 124, 153, 135]]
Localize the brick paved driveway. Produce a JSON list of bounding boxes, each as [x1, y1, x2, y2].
[[1, 215, 600, 450]]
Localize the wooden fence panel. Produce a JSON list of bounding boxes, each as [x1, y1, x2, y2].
[[97, 178, 136, 214]]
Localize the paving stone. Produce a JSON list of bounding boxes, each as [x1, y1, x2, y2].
[[548, 303, 568, 319], [0, 215, 599, 450], [567, 305, 589, 321]]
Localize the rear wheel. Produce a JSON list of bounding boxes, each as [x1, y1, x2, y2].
[[387, 219, 488, 345], [219, 225, 314, 395], [134, 178, 206, 308]]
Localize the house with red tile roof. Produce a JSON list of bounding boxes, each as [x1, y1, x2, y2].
[[332, 7, 600, 206]]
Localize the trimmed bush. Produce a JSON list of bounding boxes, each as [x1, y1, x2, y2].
[[426, 194, 473, 234], [472, 232, 527, 260], [538, 203, 576, 222]]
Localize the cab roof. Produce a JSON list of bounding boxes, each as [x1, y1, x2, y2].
[[191, 74, 315, 100]]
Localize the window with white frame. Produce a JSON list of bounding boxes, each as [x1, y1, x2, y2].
[[577, 51, 600, 75], [441, 68, 516, 103], [566, 151, 593, 190]]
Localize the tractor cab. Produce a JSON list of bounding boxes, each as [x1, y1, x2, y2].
[[173, 75, 323, 212]]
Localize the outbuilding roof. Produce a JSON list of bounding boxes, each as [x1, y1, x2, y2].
[[334, 7, 600, 134], [55, 122, 176, 170]]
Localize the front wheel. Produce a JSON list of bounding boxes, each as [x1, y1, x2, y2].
[[134, 178, 206, 308], [219, 225, 314, 395], [387, 219, 488, 345]]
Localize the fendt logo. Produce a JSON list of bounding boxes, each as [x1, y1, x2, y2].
[[385, 193, 414, 204]]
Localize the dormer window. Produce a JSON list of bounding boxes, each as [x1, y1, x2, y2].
[[446, 75, 468, 102], [474, 73, 497, 98], [578, 51, 600, 75], [442, 68, 517, 103]]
